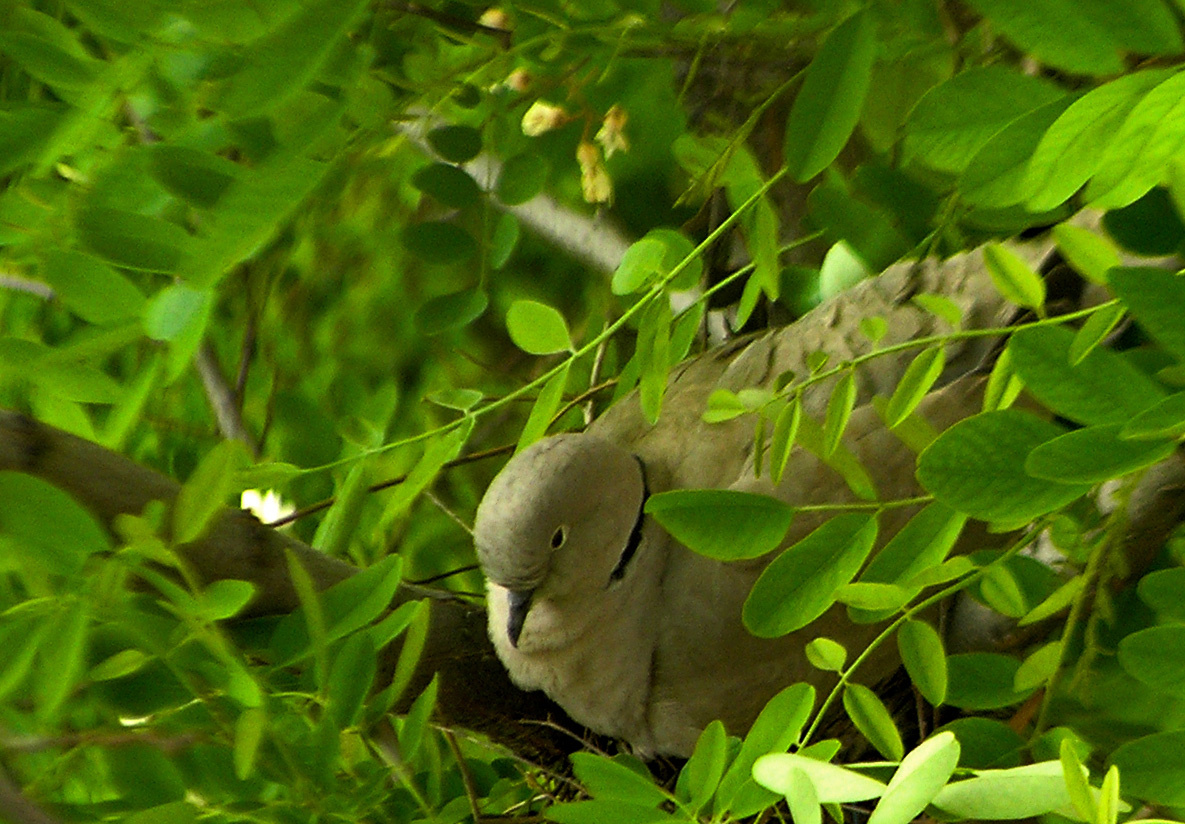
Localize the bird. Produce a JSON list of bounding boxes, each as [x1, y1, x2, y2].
[[472, 237, 1064, 758]]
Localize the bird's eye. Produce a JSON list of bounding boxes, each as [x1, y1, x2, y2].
[[550, 526, 567, 550]]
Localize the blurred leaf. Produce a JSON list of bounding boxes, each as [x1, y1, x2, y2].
[[398, 675, 438, 761], [1118, 626, 1185, 696], [174, 440, 250, 545], [490, 212, 520, 269], [40, 249, 145, 324], [984, 243, 1045, 310], [613, 237, 666, 295], [327, 630, 376, 728], [960, 98, 1070, 208], [233, 707, 267, 780], [76, 206, 189, 273], [517, 364, 570, 451], [1121, 391, 1185, 440], [1108, 729, 1185, 805], [38, 603, 89, 720], [415, 288, 488, 335], [411, 162, 481, 208], [428, 125, 482, 162], [784, 9, 876, 182], [1109, 267, 1185, 361], [0, 471, 111, 576], [1014, 641, 1062, 691], [149, 145, 239, 208], [496, 153, 549, 205], [823, 371, 857, 457]]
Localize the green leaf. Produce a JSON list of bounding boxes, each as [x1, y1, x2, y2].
[[717, 683, 816, 816], [517, 363, 570, 451], [490, 212, 521, 269], [427, 388, 484, 411], [1108, 729, 1185, 806], [496, 153, 549, 205], [0, 31, 99, 91], [965, 0, 1141, 75], [1109, 267, 1185, 361], [414, 289, 488, 335], [898, 620, 947, 705], [638, 299, 671, 425], [40, 249, 145, 324], [858, 503, 966, 595], [1122, 392, 1185, 440], [1069, 304, 1126, 364], [980, 564, 1028, 617], [769, 398, 803, 485], [1086, 70, 1185, 209], [547, 800, 679, 824], [703, 389, 749, 423], [784, 9, 876, 182], [823, 371, 857, 457], [904, 67, 1063, 175], [570, 753, 668, 806], [1025, 423, 1176, 483], [312, 459, 371, 557], [613, 237, 667, 295], [402, 221, 477, 264], [934, 761, 1070, 819], [744, 513, 878, 637], [1009, 324, 1165, 426], [0, 471, 111, 576], [1020, 575, 1084, 626], [844, 683, 905, 760], [946, 653, 1034, 710], [886, 347, 946, 428], [233, 707, 266, 780], [868, 732, 961, 824], [913, 293, 964, 328], [1014, 641, 1062, 691], [76, 206, 189, 273], [38, 603, 89, 720], [218, 0, 371, 116], [397, 674, 438, 762], [787, 769, 822, 824], [506, 299, 573, 355], [428, 125, 482, 163], [678, 720, 727, 814], [173, 440, 249, 545], [917, 410, 1090, 526], [200, 580, 256, 620], [149, 145, 239, 208], [837, 582, 911, 611], [1118, 626, 1185, 696], [411, 162, 481, 209], [383, 424, 469, 518], [1026, 71, 1175, 211], [1053, 224, 1122, 285], [326, 631, 377, 728], [806, 637, 848, 672], [818, 241, 870, 300], [1061, 738, 1097, 822], [983, 243, 1046, 310], [753, 753, 886, 803], [960, 97, 1071, 208], [645, 489, 793, 561], [1138, 568, 1185, 621]]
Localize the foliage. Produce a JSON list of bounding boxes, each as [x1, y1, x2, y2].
[[2, 0, 1185, 822]]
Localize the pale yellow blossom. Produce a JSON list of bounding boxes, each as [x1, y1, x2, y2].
[[595, 104, 629, 158], [478, 8, 511, 30], [241, 489, 295, 524], [577, 141, 613, 204], [522, 100, 569, 136]]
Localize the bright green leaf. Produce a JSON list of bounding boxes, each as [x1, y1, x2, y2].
[[645, 489, 793, 561], [898, 619, 947, 705], [506, 300, 573, 355]]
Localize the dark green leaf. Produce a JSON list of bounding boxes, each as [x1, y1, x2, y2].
[[744, 514, 878, 637], [496, 153, 549, 205], [414, 289, 488, 335], [898, 620, 947, 705], [149, 145, 239, 208], [1025, 423, 1175, 483], [784, 10, 876, 182], [1122, 392, 1185, 440], [917, 410, 1090, 526], [428, 125, 482, 163], [1138, 568, 1185, 621], [646, 489, 793, 561], [937, 718, 1025, 769], [402, 221, 477, 264], [547, 800, 679, 824], [844, 683, 904, 760], [1109, 267, 1185, 361], [76, 207, 189, 273], [38, 604, 89, 719], [411, 162, 481, 208], [1009, 325, 1166, 425], [945, 653, 1033, 710], [960, 97, 1071, 208], [490, 212, 520, 269], [1108, 729, 1185, 805]]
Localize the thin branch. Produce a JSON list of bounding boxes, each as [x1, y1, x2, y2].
[[196, 343, 256, 454], [444, 729, 485, 823], [0, 274, 55, 301]]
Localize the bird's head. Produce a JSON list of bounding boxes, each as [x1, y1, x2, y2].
[[473, 433, 649, 647]]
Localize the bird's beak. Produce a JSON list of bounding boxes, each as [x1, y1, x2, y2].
[[506, 588, 534, 648]]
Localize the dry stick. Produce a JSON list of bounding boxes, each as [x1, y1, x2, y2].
[[443, 729, 485, 824]]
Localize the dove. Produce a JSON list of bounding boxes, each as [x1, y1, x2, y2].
[[473, 237, 1069, 757]]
